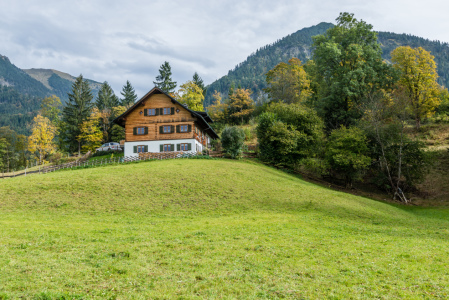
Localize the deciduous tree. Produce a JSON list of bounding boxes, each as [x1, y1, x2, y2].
[[229, 88, 255, 124], [312, 12, 397, 130], [176, 81, 204, 111], [40, 95, 62, 125], [28, 115, 57, 165], [207, 91, 228, 123], [265, 58, 312, 104], [78, 108, 103, 153], [0, 137, 7, 169], [391, 46, 440, 129]]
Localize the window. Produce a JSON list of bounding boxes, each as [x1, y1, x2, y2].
[[180, 125, 188, 132], [163, 126, 171, 133], [147, 108, 156, 116], [133, 145, 148, 153], [163, 107, 171, 115], [134, 127, 147, 135], [137, 145, 145, 153], [163, 144, 173, 152], [180, 143, 189, 151]]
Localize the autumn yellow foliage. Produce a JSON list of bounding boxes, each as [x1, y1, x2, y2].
[[28, 114, 57, 165], [391, 46, 441, 129]]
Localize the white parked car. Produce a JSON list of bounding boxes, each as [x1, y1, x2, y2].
[[96, 142, 122, 152]]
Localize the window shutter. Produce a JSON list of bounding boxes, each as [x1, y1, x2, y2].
[[188, 124, 192, 132], [177, 144, 180, 151], [171, 107, 175, 115], [133, 127, 137, 135], [188, 143, 192, 151], [176, 125, 180, 133], [171, 125, 175, 133], [155, 108, 159, 116], [160, 144, 163, 152], [144, 145, 148, 152], [144, 127, 148, 134], [159, 108, 163, 115], [133, 146, 137, 153], [159, 126, 163, 134], [144, 109, 148, 116], [171, 144, 175, 151]]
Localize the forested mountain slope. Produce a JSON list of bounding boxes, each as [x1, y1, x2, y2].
[[204, 22, 449, 106], [23, 68, 102, 103], [0, 55, 102, 134]]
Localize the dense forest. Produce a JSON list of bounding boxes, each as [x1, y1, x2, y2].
[[204, 22, 449, 106]]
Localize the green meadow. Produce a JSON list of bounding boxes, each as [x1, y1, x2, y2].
[[0, 159, 448, 299]]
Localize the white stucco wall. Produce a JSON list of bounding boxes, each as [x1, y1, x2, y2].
[[124, 139, 203, 157]]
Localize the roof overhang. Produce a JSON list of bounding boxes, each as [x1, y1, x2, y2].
[[113, 86, 219, 139]]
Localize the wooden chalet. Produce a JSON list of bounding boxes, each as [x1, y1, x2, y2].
[[113, 87, 219, 157]]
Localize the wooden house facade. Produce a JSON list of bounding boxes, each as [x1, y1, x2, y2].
[[113, 87, 218, 157]]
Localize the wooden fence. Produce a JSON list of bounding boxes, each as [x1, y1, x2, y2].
[[1, 151, 92, 179]]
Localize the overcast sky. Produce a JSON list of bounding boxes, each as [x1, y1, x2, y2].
[[1, 0, 449, 98]]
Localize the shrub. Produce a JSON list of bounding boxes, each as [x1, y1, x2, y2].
[[257, 103, 324, 166], [325, 126, 371, 187], [92, 150, 122, 157], [221, 126, 246, 159]]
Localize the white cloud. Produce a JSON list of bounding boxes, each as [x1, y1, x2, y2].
[[1, 0, 448, 97]]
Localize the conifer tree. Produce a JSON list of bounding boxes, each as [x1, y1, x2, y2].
[[153, 61, 177, 93], [120, 80, 138, 107], [192, 72, 207, 96], [96, 82, 119, 111], [62, 74, 94, 155]]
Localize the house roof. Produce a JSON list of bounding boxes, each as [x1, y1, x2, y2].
[[113, 87, 219, 139]]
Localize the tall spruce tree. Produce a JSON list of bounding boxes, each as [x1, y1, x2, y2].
[[96, 81, 119, 111], [120, 80, 138, 107], [192, 72, 207, 96], [153, 61, 177, 93], [62, 74, 94, 155]]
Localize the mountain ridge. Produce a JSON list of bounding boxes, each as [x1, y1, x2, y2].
[[204, 22, 449, 106], [0, 55, 102, 134]]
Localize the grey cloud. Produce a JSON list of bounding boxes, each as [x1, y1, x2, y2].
[[1, 0, 449, 99]]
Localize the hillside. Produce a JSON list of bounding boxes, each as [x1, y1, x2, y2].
[[204, 23, 449, 106], [0, 55, 102, 134], [23, 68, 102, 102], [0, 159, 448, 298], [0, 55, 49, 98]]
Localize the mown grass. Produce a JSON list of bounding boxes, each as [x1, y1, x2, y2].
[[0, 159, 448, 299]]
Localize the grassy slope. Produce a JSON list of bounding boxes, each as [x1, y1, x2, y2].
[[0, 159, 448, 299]]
